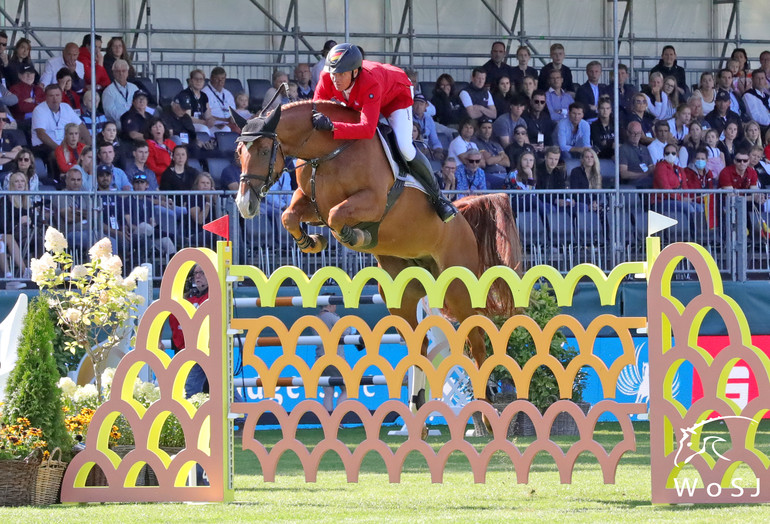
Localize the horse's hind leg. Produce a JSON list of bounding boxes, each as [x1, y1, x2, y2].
[[282, 189, 328, 253]]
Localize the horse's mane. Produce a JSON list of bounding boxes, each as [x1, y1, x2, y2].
[[279, 99, 362, 123]]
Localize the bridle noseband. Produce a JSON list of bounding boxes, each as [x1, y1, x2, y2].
[[239, 131, 282, 200]]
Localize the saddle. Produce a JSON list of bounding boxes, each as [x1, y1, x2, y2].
[[377, 122, 409, 175]]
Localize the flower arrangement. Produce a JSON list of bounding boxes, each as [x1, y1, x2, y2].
[[63, 407, 121, 447], [0, 417, 47, 461], [31, 227, 148, 402]]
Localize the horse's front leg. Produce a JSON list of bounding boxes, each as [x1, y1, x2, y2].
[[282, 189, 327, 253], [327, 189, 384, 247]]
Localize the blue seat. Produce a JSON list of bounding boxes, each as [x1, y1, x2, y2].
[[516, 211, 547, 248], [247, 79, 272, 112], [157, 77, 184, 107], [224, 78, 245, 96]]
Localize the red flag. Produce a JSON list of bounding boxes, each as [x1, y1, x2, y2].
[[203, 215, 230, 241]]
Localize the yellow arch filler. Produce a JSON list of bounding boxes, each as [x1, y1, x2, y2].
[[228, 261, 645, 310]]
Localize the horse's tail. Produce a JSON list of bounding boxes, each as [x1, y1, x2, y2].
[[455, 193, 523, 317]]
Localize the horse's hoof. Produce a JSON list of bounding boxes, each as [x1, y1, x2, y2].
[[300, 234, 328, 253]]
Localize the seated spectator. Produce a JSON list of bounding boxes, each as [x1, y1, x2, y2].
[[643, 72, 673, 121], [54, 123, 85, 178], [294, 63, 313, 100], [40, 43, 85, 93], [4, 38, 38, 88], [102, 59, 138, 130], [455, 148, 486, 198], [56, 168, 95, 253], [510, 151, 537, 190], [80, 90, 108, 137], [653, 144, 691, 199], [682, 121, 705, 163], [575, 61, 608, 122], [716, 68, 744, 117], [435, 156, 457, 197], [554, 102, 591, 159], [569, 148, 602, 209], [667, 104, 691, 145], [160, 145, 198, 193], [493, 93, 528, 147], [103, 36, 136, 81], [685, 147, 718, 191], [180, 69, 215, 132], [741, 120, 764, 150], [504, 125, 536, 167], [145, 117, 177, 185], [459, 67, 496, 121], [262, 70, 290, 113], [619, 121, 654, 188], [687, 92, 710, 130], [202, 66, 236, 133], [473, 117, 509, 188], [77, 34, 111, 93], [520, 75, 537, 100], [161, 93, 198, 154], [705, 90, 743, 140], [661, 75, 681, 119], [124, 173, 176, 260], [648, 120, 672, 165], [125, 139, 159, 190], [537, 146, 567, 191], [97, 122, 124, 157], [31, 84, 87, 167], [729, 51, 751, 95], [720, 121, 740, 166], [742, 69, 770, 128], [120, 90, 152, 141], [760, 51, 770, 90], [611, 63, 637, 119], [2, 171, 44, 269], [2, 148, 37, 191], [693, 72, 717, 115], [492, 76, 515, 117], [625, 93, 655, 144], [538, 43, 574, 93], [590, 98, 615, 159], [412, 94, 443, 161], [186, 172, 217, 248], [523, 90, 552, 150], [545, 68, 574, 122], [95, 167, 129, 255], [651, 45, 688, 97], [413, 122, 431, 160], [431, 73, 463, 127], [219, 156, 241, 191], [509, 46, 538, 90], [98, 144, 131, 191], [705, 129, 727, 175], [8, 64, 44, 121], [447, 118, 480, 164], [750, 145, 770, 188], [233, 92, 253, 121], [719, 148, 757, 190], [0, 105, 23, 178], [71, 145, 98, 191], [481, 41, 515, 89]]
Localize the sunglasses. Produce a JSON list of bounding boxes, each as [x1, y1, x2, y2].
[[533, 100, 546, 105], [514, 131, 527, 135], [17, 157, 31, 162], [467, 159, 481, 164], [734, 158, 749, 163]]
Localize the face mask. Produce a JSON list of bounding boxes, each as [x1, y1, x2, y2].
[[694, 159, 707, 170], [665, 153, 677, 164]]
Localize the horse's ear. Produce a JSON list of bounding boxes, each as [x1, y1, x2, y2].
[[231, 108, 248, 131], [264, 105, 282, 133]]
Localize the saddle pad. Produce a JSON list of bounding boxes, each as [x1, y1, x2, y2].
[[376, 128, 427, 195]]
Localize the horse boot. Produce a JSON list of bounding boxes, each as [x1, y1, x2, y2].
[[407, 150, 458, 223]]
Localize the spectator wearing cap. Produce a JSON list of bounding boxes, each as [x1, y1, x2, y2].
[[311, 39, 337, 89], [412, 93, 444, 161], [473, 116, 510, 188], [96, 144, 131, 191], [705, 90, 744, 141], [120, 90, 152, 141], [202, 66, 236, 132], [102, 59, 138, 130], [31, 84, 88, 165], [178, 69, 214, 133], [8, 63, 44, 121], [554, 102, 591, 159], [161, 92, 200, 158], [455, 147, 487, 199], [0, 103, 23, 176], [492, 93, 529, 147]]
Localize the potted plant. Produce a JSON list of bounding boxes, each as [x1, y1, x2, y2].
[[0, 417, 46, 506], [483, 284, 589, 436]]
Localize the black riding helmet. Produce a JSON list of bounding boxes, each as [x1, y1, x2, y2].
[[323, 43, 363, 75]]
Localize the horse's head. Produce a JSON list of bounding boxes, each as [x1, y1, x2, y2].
[[233, 106, 285, 219]]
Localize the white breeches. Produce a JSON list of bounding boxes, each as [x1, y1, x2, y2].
[[387, 106, 416, 161]]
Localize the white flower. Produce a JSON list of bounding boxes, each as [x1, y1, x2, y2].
[[120, 276, 137, 291], [30, 253, 56, 285], [57, 377, 77, 398], [139, 382, 160, 404], [44, 227, 68, 253], [71, 265, 88, 279], [129, 266, 149, 282], [102, 254, 123, 276], [73, 383, 98, 403], [99, 291, 109, 304], [63, 308, 82, 323], [89, 237, 113, 260], [101, 368, 115, 388]]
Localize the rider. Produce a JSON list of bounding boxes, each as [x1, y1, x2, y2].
[[312, 43, 458, 222]]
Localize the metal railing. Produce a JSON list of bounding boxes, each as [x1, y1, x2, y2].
[[2, 188, 769, 288]]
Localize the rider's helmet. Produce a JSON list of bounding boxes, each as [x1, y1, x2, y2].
[[323, 43, 363, 74]]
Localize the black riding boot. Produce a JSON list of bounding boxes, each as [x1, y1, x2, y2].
[[407, 150, 458, 222]]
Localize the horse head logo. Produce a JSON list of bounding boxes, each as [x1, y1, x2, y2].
[[673, 416, 759, 466]]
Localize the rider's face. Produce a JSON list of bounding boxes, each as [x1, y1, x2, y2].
[[331, 71, 354, 91]]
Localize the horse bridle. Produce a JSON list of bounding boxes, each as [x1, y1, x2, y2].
[[239, 132, 282, 201]]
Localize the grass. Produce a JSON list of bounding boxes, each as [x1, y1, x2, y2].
[[3, 421, 770, 523]]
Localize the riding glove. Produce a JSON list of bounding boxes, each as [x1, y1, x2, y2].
[[312, 111, 334, 131]]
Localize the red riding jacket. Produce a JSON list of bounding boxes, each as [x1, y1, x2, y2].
[[313, 59, 413, 140]]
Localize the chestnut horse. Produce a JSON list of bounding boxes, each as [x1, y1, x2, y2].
[[233, 100, 522, 414]]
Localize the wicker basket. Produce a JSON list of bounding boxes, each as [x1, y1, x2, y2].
[[516, 401, 591, 436], [145, 447, 184, 486], [0, 455, 42, 506], [32, 447, 67, 506], [111, 445, 146, 487]]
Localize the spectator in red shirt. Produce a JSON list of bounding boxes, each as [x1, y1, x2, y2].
[[77, 34, 111, 93], [144, 117, 177, 185], [54, 123, 86, 176], [168, 264, 209, 397], [719, 148, 758, 189], [8, 64, 43, 121]]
